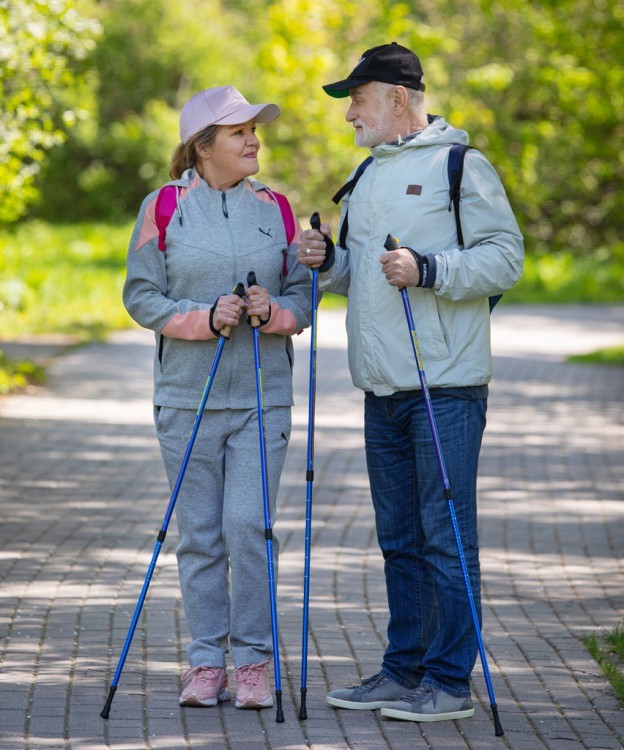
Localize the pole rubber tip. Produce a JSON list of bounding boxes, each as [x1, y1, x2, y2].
[[491, 703, 504, 736], [275, 691, 285, 723], [299, 687, 308, 720], [100, 685, 117, 719]]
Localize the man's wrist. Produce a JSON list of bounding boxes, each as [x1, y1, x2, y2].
[[404, 247, 436, 288]]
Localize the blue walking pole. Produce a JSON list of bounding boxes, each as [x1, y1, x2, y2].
[[100, 282, 245, 719], [298, 211, 325, 720], [246, 271, 285, 724], [384, 234, 504, 737]]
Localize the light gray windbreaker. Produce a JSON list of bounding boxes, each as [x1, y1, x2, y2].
[[319, 116, 524, 395], [124, 170, 311, 409]]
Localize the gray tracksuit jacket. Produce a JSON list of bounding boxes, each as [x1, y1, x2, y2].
[[319, 116, 524, 395], [123, 170, 311, 409]]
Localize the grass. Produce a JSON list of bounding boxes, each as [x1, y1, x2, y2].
[[584, 627, 624, 705], [0, 348, 46, 395], [0, 219, 134, 341], [568, 345, 624, 366]]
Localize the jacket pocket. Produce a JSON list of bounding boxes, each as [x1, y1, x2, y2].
[[410, 292, 451, 361]]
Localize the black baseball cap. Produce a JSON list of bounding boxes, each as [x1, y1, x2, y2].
[[323, 42, 425, 98]]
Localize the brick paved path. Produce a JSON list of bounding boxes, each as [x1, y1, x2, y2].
[[0, 305, 622, 749]]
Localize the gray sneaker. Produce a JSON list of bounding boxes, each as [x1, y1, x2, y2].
[[327, 672, 409, 710], [380, 684, 474, 722]]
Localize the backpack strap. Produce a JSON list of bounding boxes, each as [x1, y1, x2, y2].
[[447, 144, 502, 311], [447, 144, 471, 247], [332, 156, 374, 249], [263, 189, 298, 278], [332, 156, 374, 205], [268, 190, 297, 246], [154, 185, 180, 251]]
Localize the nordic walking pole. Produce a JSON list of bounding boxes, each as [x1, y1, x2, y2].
[[246, 271, 285, 724], [100, 282, 245, 720], [298, 212, 324, 720], [383, 234, 504, 737]]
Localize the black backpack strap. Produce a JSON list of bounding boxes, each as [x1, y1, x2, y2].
[[448, 144, 502, 312], [447, 144, 471, 247], [333, 156, 373, 249], [332, 156, 373, 205]]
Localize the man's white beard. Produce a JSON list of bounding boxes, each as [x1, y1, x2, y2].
[[354, 120, 386, 148]]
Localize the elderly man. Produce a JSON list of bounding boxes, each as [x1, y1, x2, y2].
[[298, 42, 523, 723]]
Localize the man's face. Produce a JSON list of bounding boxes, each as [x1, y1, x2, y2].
[[345, 82, 392, 148]]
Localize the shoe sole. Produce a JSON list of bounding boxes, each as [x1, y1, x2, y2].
[[327, 696, 397, 710], [380, 706, 475, 722], [235, 696, 274, 709], [179, 689, 229, 707]]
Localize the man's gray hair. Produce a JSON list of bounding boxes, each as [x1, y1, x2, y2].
[[407, 87, 426, 118], [375, 80, 426, 117]]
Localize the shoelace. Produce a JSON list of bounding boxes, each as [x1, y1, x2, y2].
[[230, 661, 270, 689], [185, 666, 222, 687], [354, 672, 388, 695], [403, 685, 433, 704]]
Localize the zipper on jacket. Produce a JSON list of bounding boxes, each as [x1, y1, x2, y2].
[[220, 188, 235, 408]]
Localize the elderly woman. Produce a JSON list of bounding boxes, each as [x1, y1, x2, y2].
[[123, 86, 310, 710]]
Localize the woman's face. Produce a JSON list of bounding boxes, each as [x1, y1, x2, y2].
[[198, 120, 261, 190]]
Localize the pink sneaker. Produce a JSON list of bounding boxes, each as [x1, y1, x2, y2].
[[232, 660, 274, 709], [179, 666, 229, 707]]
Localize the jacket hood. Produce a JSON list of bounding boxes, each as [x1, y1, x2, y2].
[[371, 115, 469, 158]]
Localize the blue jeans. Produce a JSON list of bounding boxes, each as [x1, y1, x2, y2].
[[364, 390, 487, 697]]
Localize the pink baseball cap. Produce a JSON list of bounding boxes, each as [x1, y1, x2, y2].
[[179, 85, 280, 143]]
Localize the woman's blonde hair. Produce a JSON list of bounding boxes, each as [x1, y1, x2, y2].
[[169, 124, 218, 179]]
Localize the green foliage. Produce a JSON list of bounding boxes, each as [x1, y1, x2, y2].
[[436, 0, 624, 258], [504, 245, 624, 303], [0, 349, 46, 395], [0, 220, 133, 339], [0, 0, 101, 222], [568, 346, 624, 366]]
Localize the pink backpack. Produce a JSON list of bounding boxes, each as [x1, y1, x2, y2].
[[154, 185, 296, 276]]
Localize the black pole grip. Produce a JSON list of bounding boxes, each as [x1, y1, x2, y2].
[[246, 272, 261, 328], [384, 233, 399, 251], [310, 212, 332, 252]]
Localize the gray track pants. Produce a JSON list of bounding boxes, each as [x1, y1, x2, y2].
[[154, 404, 291, 668]]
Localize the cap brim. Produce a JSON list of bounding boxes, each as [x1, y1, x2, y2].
[[322, 77, 373, 98], [216, 102, 280, 125]]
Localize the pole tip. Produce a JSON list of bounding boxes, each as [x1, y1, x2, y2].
[[275, 691, 285, 723], [299, 686, 308, 719], [491, 703, 504, 736], [100, 685, 117, 719]]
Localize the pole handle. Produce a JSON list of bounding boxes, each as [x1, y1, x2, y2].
[[311, 210, 334, 249], [219, 281, 245, 339], [384, 233, 399, 251], [246, 271, 261, 328], [310, 212, 333, 257]]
